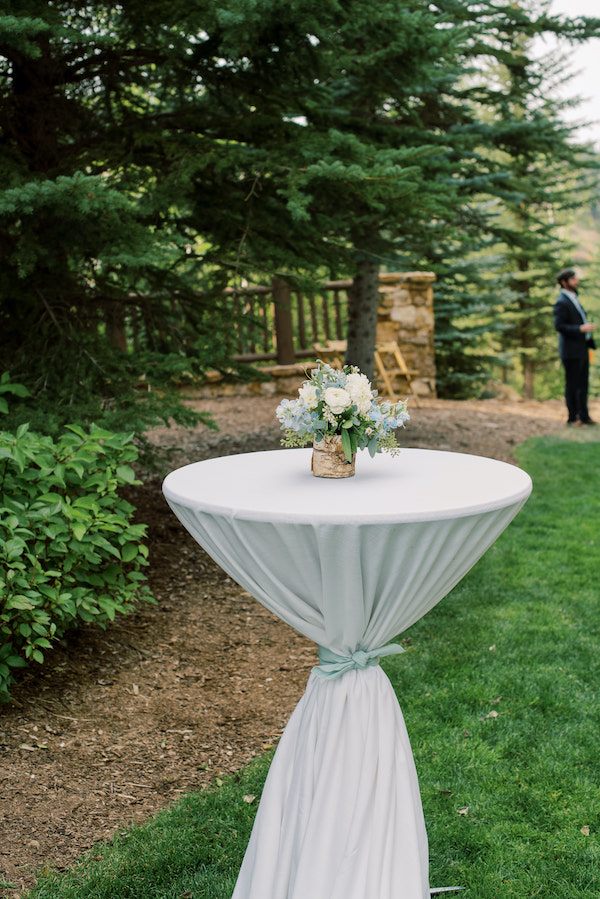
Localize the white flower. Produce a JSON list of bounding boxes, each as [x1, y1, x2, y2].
[[345, 371, 370, 391], [346, 372, 373, 415], [298, 382, 319, 409], [276, 361, 407, 456], [323, 386, 352, 415]]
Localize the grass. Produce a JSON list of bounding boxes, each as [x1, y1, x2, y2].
[[24, 433, 600, 898], [24, 756, 273, 899]]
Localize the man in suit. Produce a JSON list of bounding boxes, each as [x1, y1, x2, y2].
[[553, 268, 596, 426]]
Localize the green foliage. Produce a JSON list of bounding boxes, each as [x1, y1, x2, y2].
[[2, 1, 600, 406], [0, 370, 30, 413], [443, 4, 600, 398], [386, 1, 600, 398], [0, 381, 155, 703], [2, 341, 219, 442], [0, 5, 252, 423]]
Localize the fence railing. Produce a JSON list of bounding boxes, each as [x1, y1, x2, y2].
[[228, 279, 352, 365]]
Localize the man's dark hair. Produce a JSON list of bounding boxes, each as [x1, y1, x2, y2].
[[557, 268, 576, 286]]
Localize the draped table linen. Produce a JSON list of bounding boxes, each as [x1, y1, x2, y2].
[[162, 448, 532, 899]]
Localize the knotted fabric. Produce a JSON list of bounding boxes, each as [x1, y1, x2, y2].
[[313, 643, 405, 680]]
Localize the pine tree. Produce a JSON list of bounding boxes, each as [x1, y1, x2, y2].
[[437, 0, 600, 398], [178, 0, 477, 378], [0, 3, 237, 429], [3, 1, 599, 414]]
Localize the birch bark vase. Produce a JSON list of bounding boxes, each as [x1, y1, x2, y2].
[[311, 435, 356, 478]]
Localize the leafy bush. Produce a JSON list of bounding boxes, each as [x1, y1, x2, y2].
[[0, 375, 154, 702]]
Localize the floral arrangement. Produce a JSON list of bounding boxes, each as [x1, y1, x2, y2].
[[276, 362, 410, 461]]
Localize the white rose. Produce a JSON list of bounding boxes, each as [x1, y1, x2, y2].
[[298, 382, 319, 409], [355, 396, 372, 415], [346, 372, 373, 414], [324, 386, 352, 415], [345, 372, 371, 391]]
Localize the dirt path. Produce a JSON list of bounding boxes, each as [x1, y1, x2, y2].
[[0, 393, 585, 896]]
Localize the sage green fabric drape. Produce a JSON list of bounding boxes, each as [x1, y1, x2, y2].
[[163, 448, 532, 899]]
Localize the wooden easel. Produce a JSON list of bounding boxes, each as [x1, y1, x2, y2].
[[312, 339, 421, 407], [374, 342, 421, 407]]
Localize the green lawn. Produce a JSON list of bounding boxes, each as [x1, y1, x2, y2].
[[387, 436, 600, 897], [23, 434, 600, 898]]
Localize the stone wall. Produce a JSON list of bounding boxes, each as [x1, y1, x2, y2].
[[376, 271, 436, 398]]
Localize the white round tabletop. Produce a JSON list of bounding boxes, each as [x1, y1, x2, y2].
[[162, 447, 532, 524]]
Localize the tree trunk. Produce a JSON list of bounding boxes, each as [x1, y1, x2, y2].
[[515, 257, 535, 400], [345, 259, 380, 380], [106, 300, 128, 352], [11, 40, 60, 172], [272, 277, 295, 364], [521, 355, 535, 400]]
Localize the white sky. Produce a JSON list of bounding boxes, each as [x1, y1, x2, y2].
[[543, 0, 600, 148]]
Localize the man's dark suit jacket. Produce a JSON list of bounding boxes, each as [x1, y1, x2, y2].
[[553, 291, 596, 360]]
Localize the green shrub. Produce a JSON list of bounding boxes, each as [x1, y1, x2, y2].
[[0, 376, 154, 702]]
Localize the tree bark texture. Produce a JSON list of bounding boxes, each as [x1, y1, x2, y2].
[[9, 40, 61, 172], [521, 355, 535, 400], [345, 260, 380, 381], [272, 278, 295, 365]]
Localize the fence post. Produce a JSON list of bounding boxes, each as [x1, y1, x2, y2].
[[272, 277, 295, 365]]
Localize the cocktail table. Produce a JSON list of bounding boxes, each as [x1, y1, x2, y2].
[[163, 448, 532, 898]]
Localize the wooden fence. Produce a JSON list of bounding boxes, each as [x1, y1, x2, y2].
[[228, 278, 352, 365]]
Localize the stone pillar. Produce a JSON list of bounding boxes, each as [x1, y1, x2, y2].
[[376, 272, 436, 398]]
